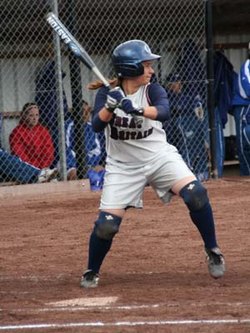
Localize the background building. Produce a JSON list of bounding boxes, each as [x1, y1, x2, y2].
[[0, 0, 249, 181]]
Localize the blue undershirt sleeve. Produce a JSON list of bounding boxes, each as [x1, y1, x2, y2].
[[147, 83, 170, 122], [91, 87, 110, 132]]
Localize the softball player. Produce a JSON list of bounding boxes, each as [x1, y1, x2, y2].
[[232, 47, 250, 175], [80, 40, 225, 288]]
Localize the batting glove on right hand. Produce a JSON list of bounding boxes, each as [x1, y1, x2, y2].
[[120, 98, 144, 116], [105, 87, 125, 112]]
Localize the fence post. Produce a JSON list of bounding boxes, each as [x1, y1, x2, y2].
[[65, 0, 87, 179], [205, 0, 218, 179], [51, 0, 67, 181]]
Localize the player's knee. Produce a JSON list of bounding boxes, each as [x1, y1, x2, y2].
[[179, 180, 209, 211], [94, 211, 122, 240]]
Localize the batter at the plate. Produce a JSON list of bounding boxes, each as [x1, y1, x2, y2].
[[80, 40, 225, 288]]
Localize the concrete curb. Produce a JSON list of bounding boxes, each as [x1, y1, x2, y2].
[[0, 179, 92, 199]]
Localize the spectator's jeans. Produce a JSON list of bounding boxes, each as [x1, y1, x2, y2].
[[233, 105, 250, 176], [0, 149, 40, 183]]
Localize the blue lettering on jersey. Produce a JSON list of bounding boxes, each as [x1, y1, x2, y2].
[[114, 116, 141, 129], [110, 115, 153, 140]]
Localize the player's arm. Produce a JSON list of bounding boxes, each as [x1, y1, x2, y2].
[[145, 83, 170, 121], [92, 87, 114, 132], [120, 83, 170, 122]]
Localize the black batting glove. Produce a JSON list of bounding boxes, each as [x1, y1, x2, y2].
[[105, 87, 124, 113], [120, 98, 144, 116]]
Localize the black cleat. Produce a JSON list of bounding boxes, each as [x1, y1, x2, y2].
[[80, 270, 99, 288], [205, 247, 225, 279]]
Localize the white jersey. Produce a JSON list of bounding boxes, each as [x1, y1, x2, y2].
[[105, 84, 176, 165]]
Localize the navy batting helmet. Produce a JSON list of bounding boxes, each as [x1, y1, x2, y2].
[[112, 40, 161, 78]]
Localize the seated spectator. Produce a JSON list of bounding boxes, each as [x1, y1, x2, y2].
[[0, 109, 57, 185], [9, 103, 55, 169], [64, 100, 106, 187], [164, 73, 209, 181], [0, 148, 58, 184]]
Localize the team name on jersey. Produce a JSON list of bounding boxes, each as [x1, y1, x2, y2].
[[110, 115, 153, 140]]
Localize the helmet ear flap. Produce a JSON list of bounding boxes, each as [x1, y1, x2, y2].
[[115, 63, 144, 78]]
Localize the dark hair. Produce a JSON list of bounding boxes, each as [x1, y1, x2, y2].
[[21, 102, 38, 113], [81, 99, 89, 107]]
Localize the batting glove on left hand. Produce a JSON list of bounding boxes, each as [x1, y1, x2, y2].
[[105, 87, 125, 112], [120, 98, 144, 116]]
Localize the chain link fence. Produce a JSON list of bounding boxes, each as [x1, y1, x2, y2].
[[0, 0, 209, 186]]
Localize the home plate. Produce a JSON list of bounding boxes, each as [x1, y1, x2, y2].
[[47, 296, 118, 307]]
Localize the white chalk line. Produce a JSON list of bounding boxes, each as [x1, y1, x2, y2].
[[1, 304, 160, 314], [1, 301, 250, 314], [0, 274, 68, 282], [1, 319, 250, 330]]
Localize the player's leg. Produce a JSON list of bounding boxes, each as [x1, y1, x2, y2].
[[80, 209, 125, 288], [80, 163, 146, 288], [242, 123, 250, 174], [234, 105, 250, 175], [150, 151, 225, 279], [241, 105, 250, 175], [172, 177, 225, 279]]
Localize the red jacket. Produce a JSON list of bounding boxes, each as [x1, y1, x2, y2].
[[10, 124, 55, 169]]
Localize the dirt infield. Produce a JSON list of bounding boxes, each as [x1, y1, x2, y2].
[[0, 177, 250, 333]]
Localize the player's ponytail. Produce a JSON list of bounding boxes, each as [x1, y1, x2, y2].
[[88, 78, 120, 90]]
